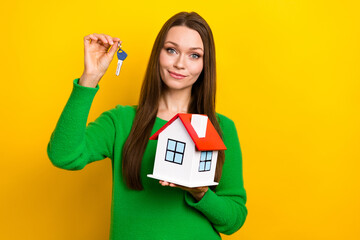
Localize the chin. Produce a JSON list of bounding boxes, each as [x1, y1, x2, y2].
[[163, 81, 191, 91], [165, 83, 189, 91]]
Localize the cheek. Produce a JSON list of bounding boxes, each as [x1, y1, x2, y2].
[[189, 60, 204, 76], [159, 52, 166, 68], [159, 51, 172, 69]]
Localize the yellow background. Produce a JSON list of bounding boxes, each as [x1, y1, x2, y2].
[[1, 0, 359, 239]]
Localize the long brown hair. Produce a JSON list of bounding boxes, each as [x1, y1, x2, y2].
[[122, 11, 225, 190]]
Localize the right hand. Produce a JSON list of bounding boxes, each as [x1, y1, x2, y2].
[[79, 33, 121, 88]]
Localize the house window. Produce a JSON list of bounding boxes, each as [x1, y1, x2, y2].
[[165, 139, 186, 165], [199, 151, 212, 172]]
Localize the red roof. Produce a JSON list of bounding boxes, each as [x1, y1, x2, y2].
[[150, 113, 227, 151]]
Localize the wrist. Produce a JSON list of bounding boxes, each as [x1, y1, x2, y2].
[[79, 72, 102, 88], [191, 187, 209, 202]]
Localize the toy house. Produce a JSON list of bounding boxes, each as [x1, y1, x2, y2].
[[147, 113, 227, 187]]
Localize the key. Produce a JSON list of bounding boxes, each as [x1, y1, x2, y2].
[[116, 48, 128, 76]]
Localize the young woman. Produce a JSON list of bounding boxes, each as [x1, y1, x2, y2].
[[47, 12, 247, 239]]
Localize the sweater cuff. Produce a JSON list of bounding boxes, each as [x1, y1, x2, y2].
[[67, 78, 99, 112], [73, 78, 99, 92], [71, 78, 99, 101], [186, 188, 228, 221], [185, 188, 218, 210], [185, 189, 231, 228]]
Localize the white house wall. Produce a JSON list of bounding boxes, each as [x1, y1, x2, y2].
[[152, 118, 195, 184], [190, 150, 218, 185]]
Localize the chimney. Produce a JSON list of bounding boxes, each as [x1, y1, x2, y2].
[[191, 114, 208, 138]]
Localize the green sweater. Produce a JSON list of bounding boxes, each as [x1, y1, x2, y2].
[[47, 78, 247, 240]]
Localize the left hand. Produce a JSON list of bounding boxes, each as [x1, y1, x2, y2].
[[159, 180, 209, 202]]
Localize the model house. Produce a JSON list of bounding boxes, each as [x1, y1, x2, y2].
[[147, 113, 227, 187]]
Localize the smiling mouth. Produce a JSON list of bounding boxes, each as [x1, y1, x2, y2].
[[168, 71, 187, 79]]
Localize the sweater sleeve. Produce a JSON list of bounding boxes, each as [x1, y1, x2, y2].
[[47, 78, 116, 170], [184, 116, 247, 235]]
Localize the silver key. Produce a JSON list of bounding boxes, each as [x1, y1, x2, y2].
[[116, 48, 128, 76]]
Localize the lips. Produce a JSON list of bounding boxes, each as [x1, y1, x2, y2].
[[168, 70, 187, 79]]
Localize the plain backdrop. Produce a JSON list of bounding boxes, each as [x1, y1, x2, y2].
[[1, 0, 359, 239]]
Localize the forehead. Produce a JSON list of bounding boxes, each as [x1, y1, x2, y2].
[[165, 26, 204, 49]]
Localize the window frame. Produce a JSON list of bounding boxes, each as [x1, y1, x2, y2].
[[164, 138, 186, 165], [199, 151, 212, 172]]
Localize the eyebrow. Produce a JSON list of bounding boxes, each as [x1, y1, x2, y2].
[[164, 41, 204, 52]]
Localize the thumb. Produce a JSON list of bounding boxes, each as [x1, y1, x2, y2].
[[107, 41, 120, 59]]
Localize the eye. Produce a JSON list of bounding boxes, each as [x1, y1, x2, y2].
[[190, 53, 200, 59], [166, 48, 176, 54]]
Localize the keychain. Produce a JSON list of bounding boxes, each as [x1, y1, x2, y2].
[[116, 44, 128, 76]]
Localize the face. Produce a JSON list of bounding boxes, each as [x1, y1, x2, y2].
[[159, 26, 204, 92]]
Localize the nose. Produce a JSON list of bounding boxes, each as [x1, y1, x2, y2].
[[174, 54, 185, 69]]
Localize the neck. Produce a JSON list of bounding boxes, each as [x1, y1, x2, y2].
[[157, 87, 192, 120]]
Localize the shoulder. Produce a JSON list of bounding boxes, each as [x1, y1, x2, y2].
[[101, 104, 137, 124], [113, 104, 137, 116], [215, 113, 241, 152], [216, 112, 236, 130], [215, 112, 239, 140]]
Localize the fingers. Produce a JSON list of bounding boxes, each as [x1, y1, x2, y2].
[[84, 34, 98, 46], [108, 40, 120, 58], [159, 181, 177, 188], [108, 38, 122, 58], [159, 180, 168, 186], [160, 181, 171, 186], [84, 33, 121, 47]]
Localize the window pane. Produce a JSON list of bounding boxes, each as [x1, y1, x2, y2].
[[200, 151, 206, 160], [199, 162, 205, 171], [176, 142, 185, 153], [174, 153, 183, 164], [165, 151, 174, 161], [205, 161, 211, 171], [167, 140, 176, 151], [206, 151, 212, 160]]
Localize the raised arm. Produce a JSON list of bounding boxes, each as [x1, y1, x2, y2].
[[47, 34, 121, 170]]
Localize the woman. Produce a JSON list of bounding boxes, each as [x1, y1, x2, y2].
[[47, 12, 247, 239]]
